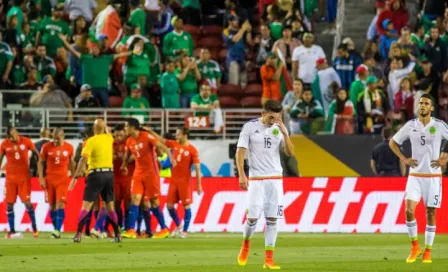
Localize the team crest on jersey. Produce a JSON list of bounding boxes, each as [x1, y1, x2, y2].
[[19, 144, 25, 150], [13, 145, 17, 151], [63, 151, 68, 157], [184, 151, 189, 156], [139, 143, 144, 148], [429, 126, 436, 135], [272, 128, 279, 137]]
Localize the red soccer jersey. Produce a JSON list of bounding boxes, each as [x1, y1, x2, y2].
[[0, 136, 35, 180], [165, 140, 199, 183], [40, 141, 74, 180], [113, 140, 135, 179], [125, 131, 159, 175]]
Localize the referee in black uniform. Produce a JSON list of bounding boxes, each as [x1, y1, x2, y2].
[[70, 119, 122, 243], [371, 127, 406, 176]]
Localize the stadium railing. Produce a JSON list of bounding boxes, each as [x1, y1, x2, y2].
[[332, 0, 345, 59]]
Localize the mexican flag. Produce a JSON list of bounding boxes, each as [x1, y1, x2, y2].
[[276, 49, 293, 96]]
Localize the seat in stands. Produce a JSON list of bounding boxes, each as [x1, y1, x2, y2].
[[219, 96, 240, 108], [109, 96, 124, 108], [240, 96, 261, 108], [218, 84, 243, 97], [245, 84, 263, 96]]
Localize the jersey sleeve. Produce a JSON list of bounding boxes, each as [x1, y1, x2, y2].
[[191, 146, 200, 164], [0, 141, 5, 155], [392, 121, 411, 145], [124, 138, 131, 151], [40, 143, 48, 160], [81, 138, 93, 158], [147, 132, 158, 146], [237, 122, 251, 149], [165, 139, 177, 149]]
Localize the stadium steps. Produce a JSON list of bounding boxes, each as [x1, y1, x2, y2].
[[314, 23, 336, 61], [340, 0, 376, 55]]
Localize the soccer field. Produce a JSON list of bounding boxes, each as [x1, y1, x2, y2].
[[1, 233, 447, 272]]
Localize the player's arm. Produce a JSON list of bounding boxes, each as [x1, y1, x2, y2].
[[74, 156, 87, 179], [276, 118, 294, 156], [69, 155, 76, 177], [37, 155, 46, 189], [194, 162, 202, 195], [369, 159, 378, 176], [120, 149, 130, 175], [143, 127, 166, 144], [389, 122, 417, 167], [155, 141, 176, 167], [0, 153, 4, 168]]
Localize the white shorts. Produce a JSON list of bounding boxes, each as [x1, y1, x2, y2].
[[405, 176, 442, 208], [246, 179, 283, 219]]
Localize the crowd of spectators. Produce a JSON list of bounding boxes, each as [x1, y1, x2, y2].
[[3, 0, 445, 136]]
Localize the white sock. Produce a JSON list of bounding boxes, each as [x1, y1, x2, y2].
[[425, 225, 436, 249], [265, 219, 278, 250], [243, 220, 257, 240], [406, 220, 418, 241]]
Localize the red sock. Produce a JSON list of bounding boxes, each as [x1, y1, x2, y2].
[[265, 249, 273, 260], [411, 240, 419, 247]]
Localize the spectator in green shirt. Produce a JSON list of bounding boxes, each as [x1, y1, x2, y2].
[[197, 48, 222, 92], [190, 83, 224, 133], [6, 0, 26, 32], [34, 44, 56, 78], [0, 40, 14, 89], [36, 3, 71, 58], [122, 83, 150, 123], [162, 16, 194, 61], [59, 33, 134, 107], [177, 55, 201, 108], [124, 35, 155, 88], [181, 0, 201, 26], [160, 61, 181, 108], [129, 0, 147, 35]]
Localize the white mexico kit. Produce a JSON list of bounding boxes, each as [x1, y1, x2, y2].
[[237, 118, 285, 219], [393, 118, 448, 208]]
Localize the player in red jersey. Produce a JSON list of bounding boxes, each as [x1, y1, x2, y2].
[[121, 118, 175, 239], [38, 128, 75, 238], [112, 124, 134, 231], [0, 126, 39, 238], [148, 127, 202, 238]]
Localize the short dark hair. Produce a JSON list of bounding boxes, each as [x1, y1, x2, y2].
[[382, 127, 393, 140], [177, 127, 190, 137], [337, 43, 348, 51], [37, 43, 46, 48], [263, 100, 283, 113], [420, 93, 433, 105], [126, 118, 140, 130], [114, 124, 125, 131], [14, 0, 24, 6], [163, 132, 175, 140]]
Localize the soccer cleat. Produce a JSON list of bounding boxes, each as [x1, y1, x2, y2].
[[90, 229, 103, 239], [122, 229, 137, 239], [112, 233, 122, 243], [32, 231, 39, 238], [237, 240, 250, 266], [51, 230, 61, 239], [102, 232, 109, 239], [153, 228, 170, 239], [180, 231, 188, 239], [422, 249, 432, 263], [73, 232, 82, 243], [263, 259, 281, 270], [406, 246, 422, 263], [5, 232, 23, 239], [171, 223, 183, 238], [138, 232, 153, 239]]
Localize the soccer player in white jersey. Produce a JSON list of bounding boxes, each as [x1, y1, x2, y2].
[[236, 100, 294, 269], [389, 94, 448, 264]]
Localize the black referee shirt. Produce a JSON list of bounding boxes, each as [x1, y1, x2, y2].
[[371, 140, 401, 175]]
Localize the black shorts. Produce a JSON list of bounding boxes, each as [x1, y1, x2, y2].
[[83, 172, 114, 202]]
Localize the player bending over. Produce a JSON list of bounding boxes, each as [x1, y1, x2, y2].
[[236, 100, 294, 269], [38, 128, 75, 238], [147, 127, 202, 238], [121, 118, 176, 239], [1, 127, 40, 238], [389, 94, 448, 264]]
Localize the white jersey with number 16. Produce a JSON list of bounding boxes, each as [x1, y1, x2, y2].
[[237, 119, 284, 179], [393, 118, 448, 175]]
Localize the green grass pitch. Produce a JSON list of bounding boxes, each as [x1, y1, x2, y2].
[[1, 233, 447, 271]]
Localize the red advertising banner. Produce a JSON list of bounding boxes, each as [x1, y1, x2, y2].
[[0, 177, 446, 233]]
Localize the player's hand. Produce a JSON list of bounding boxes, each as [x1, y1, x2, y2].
[[403, 158, 418, 168], [197, 184, 203, 195], [275, 117, 289, 136], [239, 175, 248, 191], [431, 157, 448, 168], [68, 178, 77, 191], [120, 165, 128, 176], [170, 157, 177, 167], [39, 178, 46, 189]]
